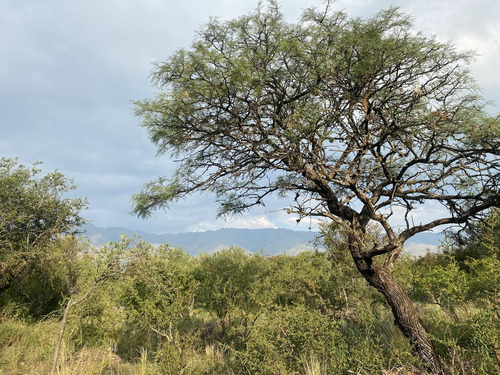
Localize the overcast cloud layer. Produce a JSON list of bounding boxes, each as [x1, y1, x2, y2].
[[2, 0, 499, 234]]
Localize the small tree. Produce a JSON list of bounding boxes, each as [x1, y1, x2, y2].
[[132, 3, 500, 372], [195, 248, 269, 341], [121, 245, 197, 351], [0, 158, 87, 298]]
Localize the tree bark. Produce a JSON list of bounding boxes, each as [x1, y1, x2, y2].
[[51, 298, 73, 375], [349, 231, 444, 375], [368, 264, 443, 373], [51, 276, 107, 375], [352, 248, 444, 374]]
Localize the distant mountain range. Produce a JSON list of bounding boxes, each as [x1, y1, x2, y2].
[[84, 223, 319, 255], [83, 223, 445, 256]]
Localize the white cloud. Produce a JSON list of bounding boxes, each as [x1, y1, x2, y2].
[[274, 211, 323, 232], [188, 215, 278, 232], [404, 242, 440, 257]]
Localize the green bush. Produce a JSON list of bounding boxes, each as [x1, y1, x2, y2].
[[194, 248, 271, 340], [1, 230, 499, 374], [231, 305, 348, 374]]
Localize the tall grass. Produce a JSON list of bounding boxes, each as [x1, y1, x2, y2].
[[303, 352, 327, 375], [0, 318, 58, 374], [0, 318, 147, 375]]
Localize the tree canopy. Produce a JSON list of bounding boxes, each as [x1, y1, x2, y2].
[[133, 3, 499, 255], [0, 158, 87, 294]]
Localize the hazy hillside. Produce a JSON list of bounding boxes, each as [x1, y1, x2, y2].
[[83, 224, 444, 256], [84, 224, 320, 255]]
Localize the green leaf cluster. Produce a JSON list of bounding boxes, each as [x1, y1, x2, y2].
[[0, 158, 87, 317]]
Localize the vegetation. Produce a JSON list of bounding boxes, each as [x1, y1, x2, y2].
[[0, 160, 498, 373], [0, 157, 87, 317], [0, 216, 499, 374], [132, 2, 499, 373], [1, 2, 499, 374]]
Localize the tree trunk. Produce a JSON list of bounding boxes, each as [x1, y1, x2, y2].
[[358, 260, 444, 374], [51, 298, 73, 375], [51, 276, 108, 375]]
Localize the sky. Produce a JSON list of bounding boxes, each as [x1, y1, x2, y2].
[[1, 0, 499, 234]]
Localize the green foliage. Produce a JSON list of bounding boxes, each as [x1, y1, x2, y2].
[[0, 236, 499, 373], [0, 158, 87, 317], [0, 236, 82, 318], [234, 305, 348, 375], [450, 209, 500, 266], [411, 256, 468, 316], [1, 193, 500, 373], [120, 244, 198, 359], [123, 245, 196, 327], [0, 318, 59, 374], [67, 237, 144, 351], [0, 158, 86, 252], [268, 252, 338, 313], [194, 247, 270, 336]]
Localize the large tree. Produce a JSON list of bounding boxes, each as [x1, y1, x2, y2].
[[132, 3, 500, 372]]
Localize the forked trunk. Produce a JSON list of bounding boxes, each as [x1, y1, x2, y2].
[[349, 238, 443, 374]]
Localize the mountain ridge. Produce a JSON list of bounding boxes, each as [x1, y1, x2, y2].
[[83, 223, 444, 256], [84, 224, 320, 255]]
